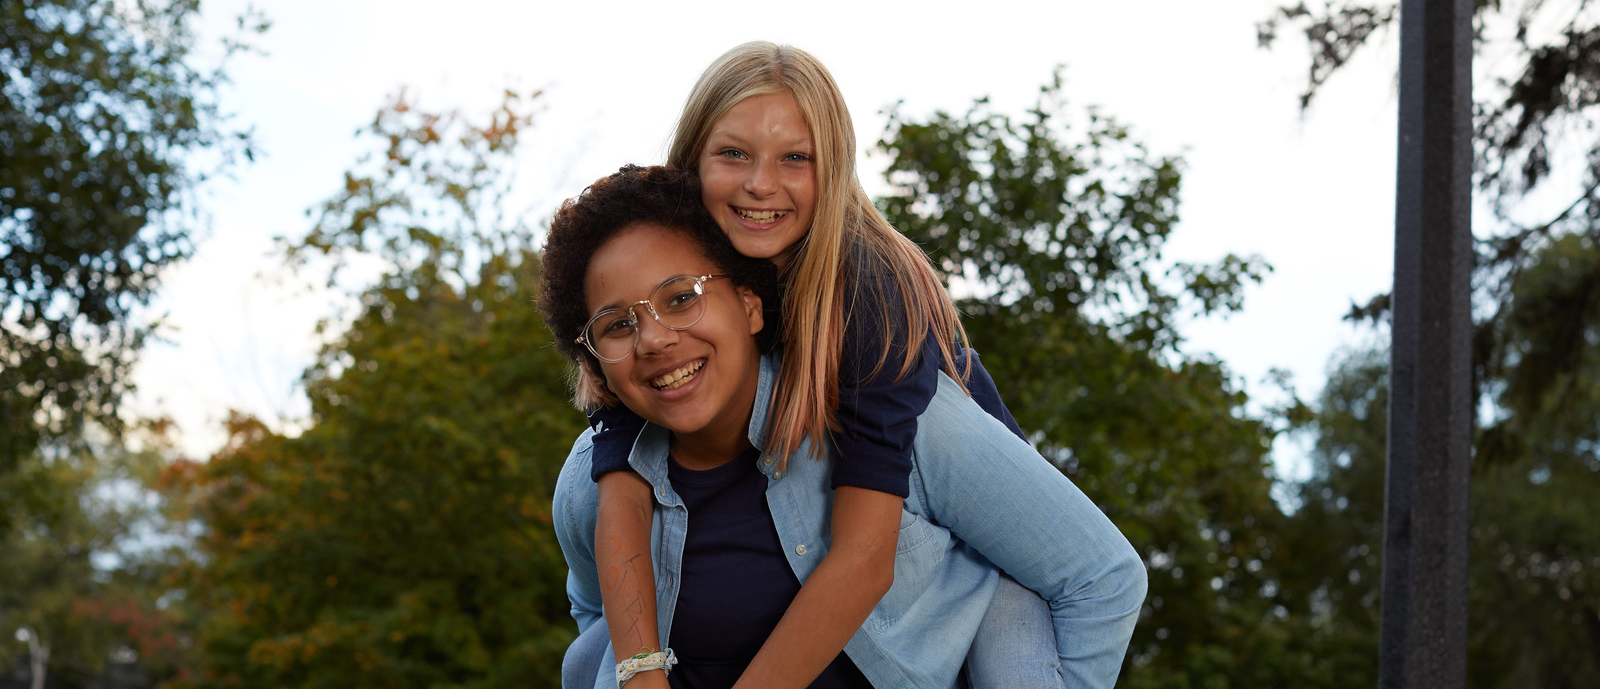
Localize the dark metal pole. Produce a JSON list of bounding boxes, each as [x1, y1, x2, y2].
[[1382, 0, 1473, 686]]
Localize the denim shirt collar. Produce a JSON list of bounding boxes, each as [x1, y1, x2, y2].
[[746, 350, 779, 454]]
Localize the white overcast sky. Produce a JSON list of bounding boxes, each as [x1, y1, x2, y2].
[[130, 0, 1405, 466]]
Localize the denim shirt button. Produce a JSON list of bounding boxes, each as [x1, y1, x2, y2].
[[795, 544, 807, 556], [657, 483, 666, 498], [773, 470, 784, 479], [762, 456, 774, 466]]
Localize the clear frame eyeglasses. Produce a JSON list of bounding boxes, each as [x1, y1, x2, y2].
[[576, 274, 729, 363]]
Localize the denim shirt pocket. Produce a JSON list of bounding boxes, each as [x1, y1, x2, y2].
[[869, 508, 951, 632]]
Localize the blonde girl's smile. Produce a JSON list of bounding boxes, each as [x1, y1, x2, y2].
[[734, 208, 790, 224]]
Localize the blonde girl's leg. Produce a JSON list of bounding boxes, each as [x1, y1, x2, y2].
[[963, 572, 1067, 689], [563, 619, 609, 689]]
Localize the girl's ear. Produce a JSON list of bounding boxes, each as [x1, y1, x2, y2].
[[737, 285, 764, 335]]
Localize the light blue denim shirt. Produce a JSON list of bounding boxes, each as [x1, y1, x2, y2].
[[553, 353, 1146, 688]]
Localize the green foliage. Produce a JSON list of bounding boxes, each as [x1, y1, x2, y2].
[[0, 427, 192, 688], [171, 92, 582, 689], [0, 0, 262, 484], [1482, 233, 1600, 464], [1467, 233, 1600, 687], [1270, 348, 1388, 688], [876, 70, 1303, 687], [1288, 336, 1600, 687]]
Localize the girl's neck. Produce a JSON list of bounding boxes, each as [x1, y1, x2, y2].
[[669, 431, 755, 472], [770, 243, 801, 273]]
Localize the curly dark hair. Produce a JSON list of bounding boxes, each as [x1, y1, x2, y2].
[[537, 164, 781, 381]]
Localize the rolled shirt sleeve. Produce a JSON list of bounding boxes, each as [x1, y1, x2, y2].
[[830, 256, 935, 498], [586, 403, 647, 482]]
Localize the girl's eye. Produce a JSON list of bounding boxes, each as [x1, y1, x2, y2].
[[663, 290, 700, 310], [600, 313, 637, 337], [715, 148, 747, 160], [784, 152, 811, 163]]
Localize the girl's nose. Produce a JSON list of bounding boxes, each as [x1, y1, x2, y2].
[[633, 309, 680, 355], [744, 159, 778, 197]]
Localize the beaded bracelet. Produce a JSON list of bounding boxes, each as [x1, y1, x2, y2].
[[616, 648, 677, 687]]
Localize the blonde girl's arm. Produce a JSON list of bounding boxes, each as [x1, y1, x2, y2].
[[587, 400, 667, 688], [596, 471, 670, 689], [729, 362, 932, 688], [731, 486, 901, 689]]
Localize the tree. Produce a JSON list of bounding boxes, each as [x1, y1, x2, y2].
[[0, 425, 194, 689], [1267, 346, 1389, 688], [876, 70, 1322, 687], [168, 90, 583, 689], [1283, 313, 1600, 688], [0, 0, 262, 485]]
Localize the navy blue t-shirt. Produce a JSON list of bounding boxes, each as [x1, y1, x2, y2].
[[666, 448, 871, 689]]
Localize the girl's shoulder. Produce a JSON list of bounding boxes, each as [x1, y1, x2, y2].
[[839, 239, 905, 312], [840, 236, 895, 283], [839, 252, 910, 338]]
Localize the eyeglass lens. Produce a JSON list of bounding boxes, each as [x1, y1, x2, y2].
[[585, 275, 709, 361]]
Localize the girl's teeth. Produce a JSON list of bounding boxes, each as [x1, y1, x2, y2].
[[653, 361, 704, 389], [738, 209, 784, 223]]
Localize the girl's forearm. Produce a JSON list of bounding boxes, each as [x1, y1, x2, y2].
[[732, 486, 901, 689], [596, 471, 661, 661]]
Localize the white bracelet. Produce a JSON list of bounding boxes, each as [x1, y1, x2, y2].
[[616, 649, 677, 687]]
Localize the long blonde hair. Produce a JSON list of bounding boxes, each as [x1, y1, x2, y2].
[[668, 41, 970, 466]]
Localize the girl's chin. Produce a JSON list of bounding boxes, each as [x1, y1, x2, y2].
[[626, 388, 713, 431], [730, 238, 788, 264], [654, 409, 717, 437], [719, 223, 784, 256]]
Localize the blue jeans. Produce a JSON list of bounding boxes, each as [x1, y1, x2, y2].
[[560, 574, 1063, 689], [964, 573, 1067, 688], [563, 621, 608, 689]]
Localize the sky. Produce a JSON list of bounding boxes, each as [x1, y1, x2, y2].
[[129, 0, 1404, 470]]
